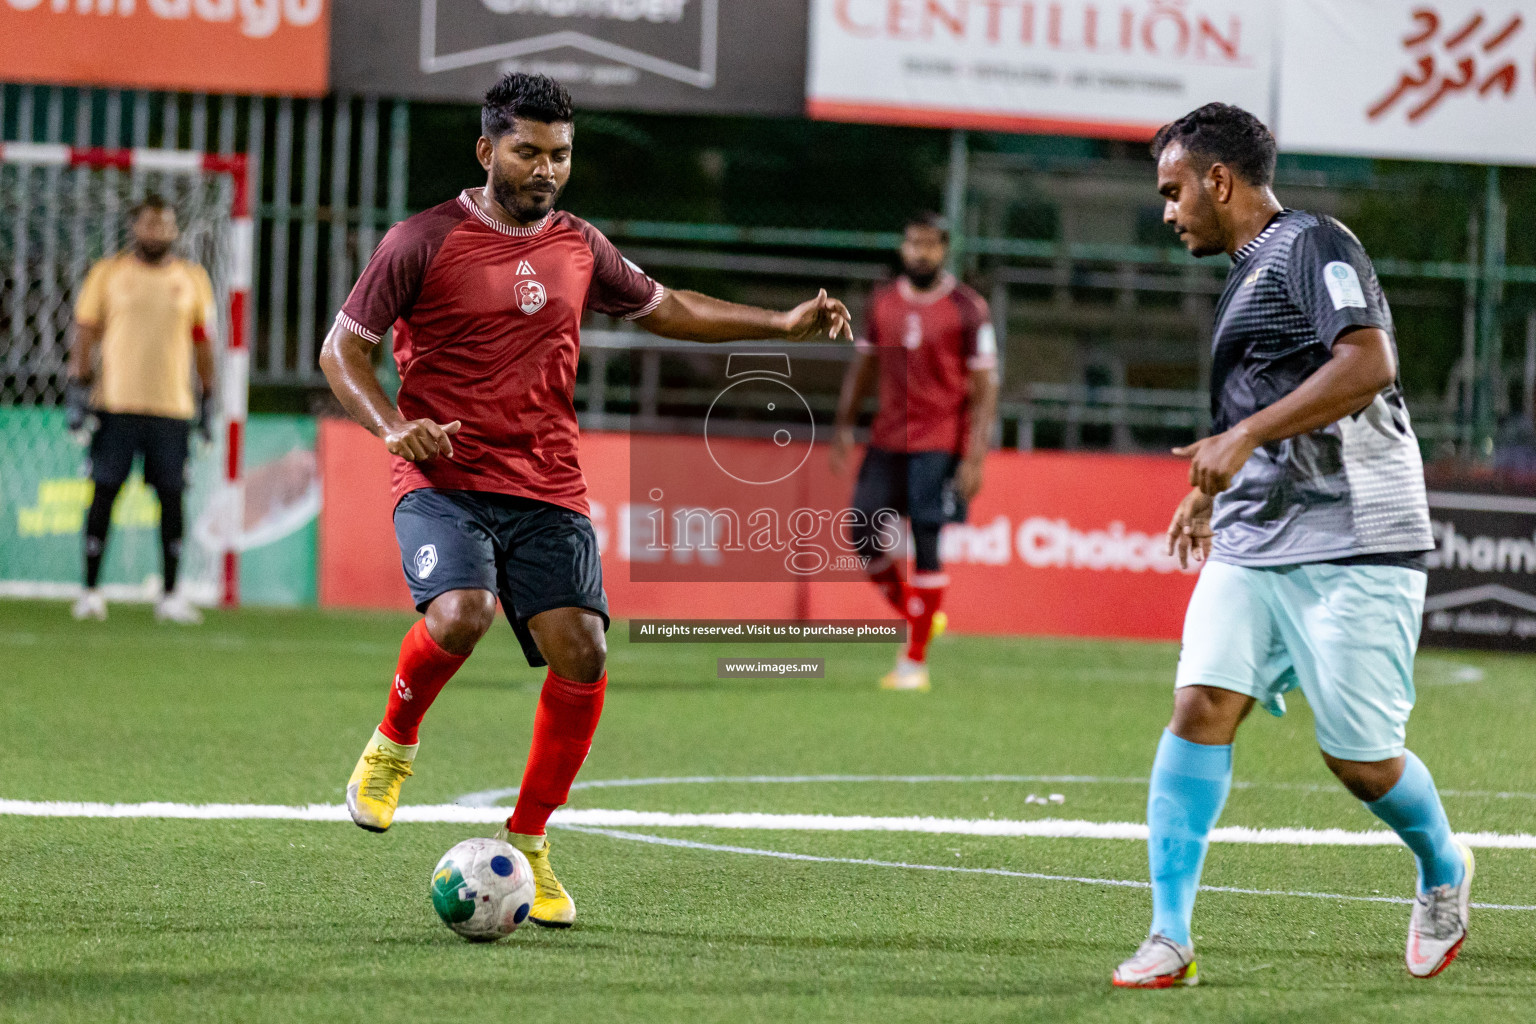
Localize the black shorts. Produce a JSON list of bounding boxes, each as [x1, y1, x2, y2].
[[393, 488, 609, 668], [89, 412, 190, 491], [851, 447, 968, 528]]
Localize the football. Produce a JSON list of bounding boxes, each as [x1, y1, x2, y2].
[[430, 838, 536, 942]]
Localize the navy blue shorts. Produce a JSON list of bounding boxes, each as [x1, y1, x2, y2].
[[851, 447, 967, 528], [89, 412, 190, 492], [393, 488, 608, 668]]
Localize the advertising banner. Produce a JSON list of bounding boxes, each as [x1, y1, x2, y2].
[[806, 0, 1277, 138], [1422, 490, 1536, 651], [1278, 0, 1536, 166], [0, 410, 318, 607], [318, 422, 1199, 641], [209, 414, 320, 608], [0, 0, 329, 96], [330, 0, 807, 116]]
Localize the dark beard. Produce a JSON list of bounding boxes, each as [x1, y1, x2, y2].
[[136, 242, 172, 262], [490, 174, 560, 224], [904, 267, 940, 290]]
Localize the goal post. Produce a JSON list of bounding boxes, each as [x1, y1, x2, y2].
[[0, 144, 251, 608]]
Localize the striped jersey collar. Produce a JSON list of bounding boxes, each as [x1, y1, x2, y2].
[[458, 189, 551, 237], [1231, 209, 1291, 264]]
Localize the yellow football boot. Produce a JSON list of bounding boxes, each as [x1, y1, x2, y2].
[[880, 657, 931, 692], [499, 830, 576, 928], [345, 728, 417, 832]]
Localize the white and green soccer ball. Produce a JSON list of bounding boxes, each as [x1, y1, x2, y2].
[[430, 837, 535, 941]]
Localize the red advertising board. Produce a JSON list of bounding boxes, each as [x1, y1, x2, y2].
[[318, 421, 1199, 640], [0, 0, 329, 96]]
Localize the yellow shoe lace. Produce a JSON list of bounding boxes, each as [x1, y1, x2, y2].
[[359, 752, 413, 801], [527, 846, 565, 899]]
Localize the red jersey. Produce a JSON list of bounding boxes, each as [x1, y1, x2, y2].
[[338, 190, 663, 514], [856, 273, 995, 453]]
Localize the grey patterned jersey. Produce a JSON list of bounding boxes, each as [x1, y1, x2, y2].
[[1207, 209, 1434, 567]]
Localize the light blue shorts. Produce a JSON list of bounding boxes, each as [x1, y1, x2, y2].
[[1175, 559, 1426, 761]]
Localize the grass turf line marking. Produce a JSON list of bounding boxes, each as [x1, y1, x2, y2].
[[453, 774, 1536, 806], [559, 825, 1536, 912], [4, 799, 1536, 850]]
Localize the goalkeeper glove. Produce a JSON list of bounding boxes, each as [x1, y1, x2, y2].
[[196, 386, 215, 443], [65, 379, 91, 434]]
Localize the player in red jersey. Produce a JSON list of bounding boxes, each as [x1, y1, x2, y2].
[[319, 73, 851, 927], [831, 213, 999, 692]]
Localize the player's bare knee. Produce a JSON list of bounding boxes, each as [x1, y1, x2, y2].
[[530, 608, 607, 682], [555, 631, 606, 683], [1322, 751, 1403, 802], [425, 589, 496, 655], [1169, 686, 1251, 746]]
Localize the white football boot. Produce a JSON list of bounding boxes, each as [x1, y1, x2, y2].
[[1112, 934, 1198, 988], [1406, 842, 1474, 978], [72, 590, 107, 621], [155, 593, 204, 625], [879, 656, 930, 692]]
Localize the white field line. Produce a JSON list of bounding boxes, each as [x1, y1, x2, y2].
[[560, 825, 1536, 912], [4, 799, 1536, 850], [454, 774, 1536, 806]]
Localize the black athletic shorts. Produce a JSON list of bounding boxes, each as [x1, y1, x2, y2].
[[89, 412, 190, 491], [393, 488, 609, 668], [851, 447, 968, 528]]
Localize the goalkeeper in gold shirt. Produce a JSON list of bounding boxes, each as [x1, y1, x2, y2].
[[67, 195, 216, 624]]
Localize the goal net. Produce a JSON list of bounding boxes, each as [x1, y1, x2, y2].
[[0, 145, 250, 607]]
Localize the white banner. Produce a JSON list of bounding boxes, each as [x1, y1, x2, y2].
[[1279, 0, 1536, 166], [806, 0, 1277, 139]]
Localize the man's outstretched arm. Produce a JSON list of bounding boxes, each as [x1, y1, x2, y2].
[[637, 288, 853, 343], [319, 324, 460, 462]]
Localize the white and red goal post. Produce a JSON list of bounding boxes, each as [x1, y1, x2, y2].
[[0, 144, 251, 607]]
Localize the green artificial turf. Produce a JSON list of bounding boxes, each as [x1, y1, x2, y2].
[[1, 600, 1533, 1023]]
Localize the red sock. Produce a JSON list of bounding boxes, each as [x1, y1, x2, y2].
[[904, 573, 948, 663], [505, 671, 608, 837], [378, 619, 468, 746], [867, 557, 910, 616]]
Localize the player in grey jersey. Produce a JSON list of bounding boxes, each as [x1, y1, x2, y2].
[[1110, 104, 1471, 990]]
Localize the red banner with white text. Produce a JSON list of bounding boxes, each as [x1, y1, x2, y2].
[[317, 422, 1199, 640]]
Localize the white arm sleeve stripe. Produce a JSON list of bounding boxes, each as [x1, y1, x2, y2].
[[335, 312, 382, 345]]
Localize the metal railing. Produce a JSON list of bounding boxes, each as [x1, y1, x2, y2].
[[573, 330, 1458, 455], [0, 84, 1519, 458]]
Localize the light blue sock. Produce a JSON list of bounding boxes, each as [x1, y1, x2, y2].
[[1365, 751, 1464, 891], [1147, 729, 1232, 947]]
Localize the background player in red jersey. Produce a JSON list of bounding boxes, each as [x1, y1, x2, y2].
[[831, 213, 1000, 692], [318, 73, 851, 928]]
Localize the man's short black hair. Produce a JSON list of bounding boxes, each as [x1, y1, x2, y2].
[[1150, 103, 1277, 187], [903, 211, 950, 243], [482, 72, 574, 139], [128, 193, 173, 221]]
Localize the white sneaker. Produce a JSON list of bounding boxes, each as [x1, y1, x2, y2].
[[72, 590, 107, 621], [1112, 934, 1198, 988], [1406, 842, 1474, 978], [155, 594, 204, 625], [879, 656, 930, 692]]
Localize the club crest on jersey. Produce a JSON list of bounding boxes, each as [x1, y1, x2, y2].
[[517, 279, 547, 315], [903, 312, 923, 350], [414, 544, 437, 579]]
